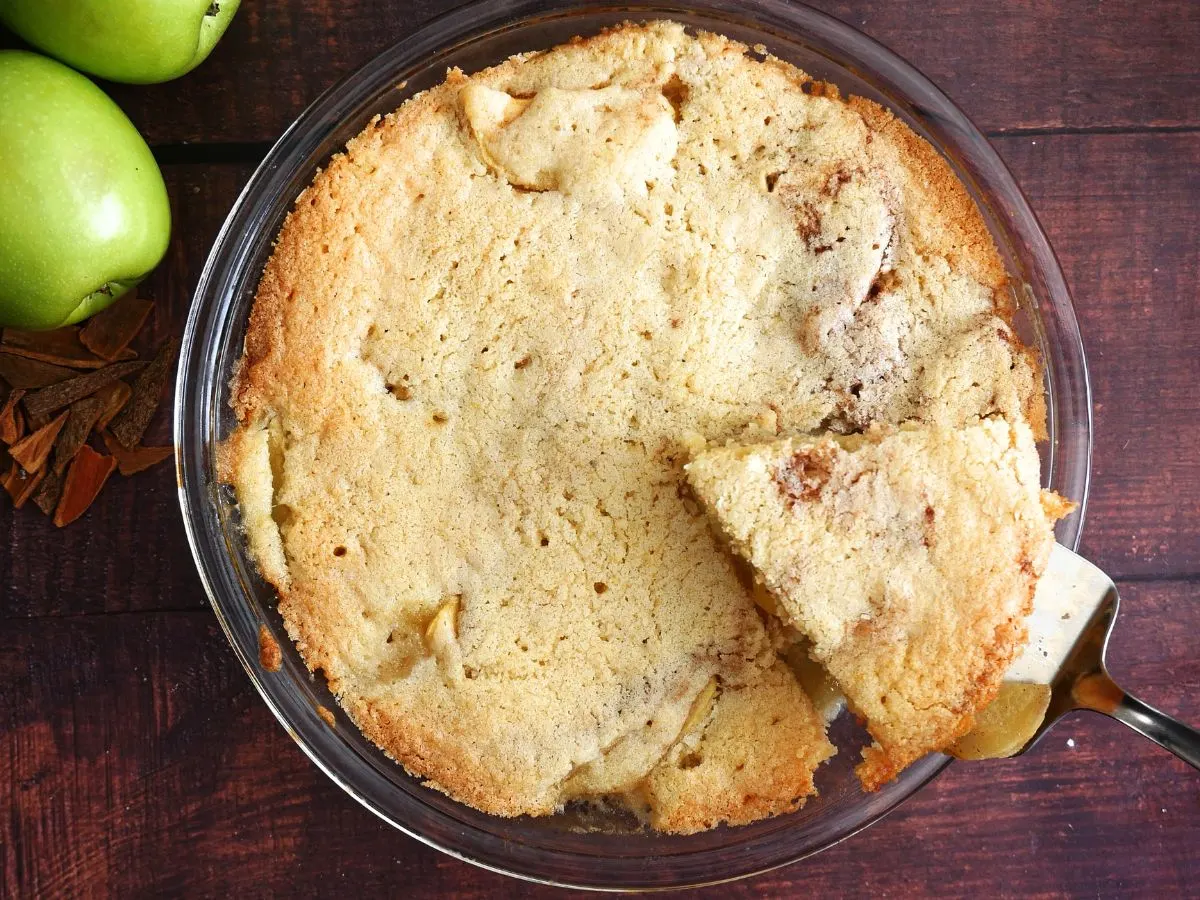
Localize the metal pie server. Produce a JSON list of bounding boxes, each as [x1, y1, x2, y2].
[[965, 543, 1200, 767]]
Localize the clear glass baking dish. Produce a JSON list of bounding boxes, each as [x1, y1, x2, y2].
[[175, 0, 1092, 890]]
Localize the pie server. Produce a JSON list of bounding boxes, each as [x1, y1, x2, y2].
[[956, 543, 1200, 767]]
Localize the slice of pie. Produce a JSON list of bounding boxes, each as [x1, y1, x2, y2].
[[685, 419, 1064, 790]]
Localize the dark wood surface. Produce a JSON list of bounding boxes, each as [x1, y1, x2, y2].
[[2, 2, 1197, 896]]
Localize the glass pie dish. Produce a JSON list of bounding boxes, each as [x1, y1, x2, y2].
[[175, 0, 1092, 889]]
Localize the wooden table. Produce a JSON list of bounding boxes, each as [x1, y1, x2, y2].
[[3, 2, 1198, 896]]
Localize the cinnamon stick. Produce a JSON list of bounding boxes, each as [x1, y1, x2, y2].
[[93, 381, 132, 431], [53, 445, 117, 527], [0, 389, 25, 445], [53, 397, 105, 475], [8, 410, 68, 473], [79, 294, 153, 361], [108, 338, 177, 449], [22, 360, 144, 422], [101, 431, 174, 476], [32, 466, 65, 515], [3, 462, 45, 509], [0, 354, 77, 389], [1, 326, 112, 368]]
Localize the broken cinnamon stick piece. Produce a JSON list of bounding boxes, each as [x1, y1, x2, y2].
[[53, 445, 116, 527], [8, 410, 68, 472], [22, 360, 144, 422], [101, 430, 174, 476], [54, 397, 105, 475], [78, 294, 154, 361], [0, 346, 107, 369], [4, 326, 85, 353], [0, 354, 77, 389], [108, 338, 177, 449], [0, 328, 112, 369], [0, 389, 25, 445], [92, 381, 132, 431], [6, 409, 22, 444], [3, 462, 45, 509], [0, 326, 119, 369], [32, 466, 65, 515]]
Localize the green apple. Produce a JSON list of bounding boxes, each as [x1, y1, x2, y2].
[[0, 0, 241, 85], [0, 51, 170, 330]]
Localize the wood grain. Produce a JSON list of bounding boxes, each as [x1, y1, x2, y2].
[[2, 580, 1195, 898], [995, 132, 1200, 578], [1, 1, 1198, 144]]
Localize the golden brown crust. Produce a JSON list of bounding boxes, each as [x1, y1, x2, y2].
[[258, 624, 282, 672], [857, 609, 1030, 790], [848, 97, 1007, 291], [643, 662, 835, 833], [1020, 343, 1050, 441]]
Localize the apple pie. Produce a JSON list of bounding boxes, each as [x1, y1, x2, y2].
[[224, 21, 1046, 832]]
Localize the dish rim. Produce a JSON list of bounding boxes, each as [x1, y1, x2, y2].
[[174, 0, 1093, 889]]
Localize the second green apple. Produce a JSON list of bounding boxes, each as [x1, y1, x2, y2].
[[0, 51, 171, 329], [0, 0, 242, 84]]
